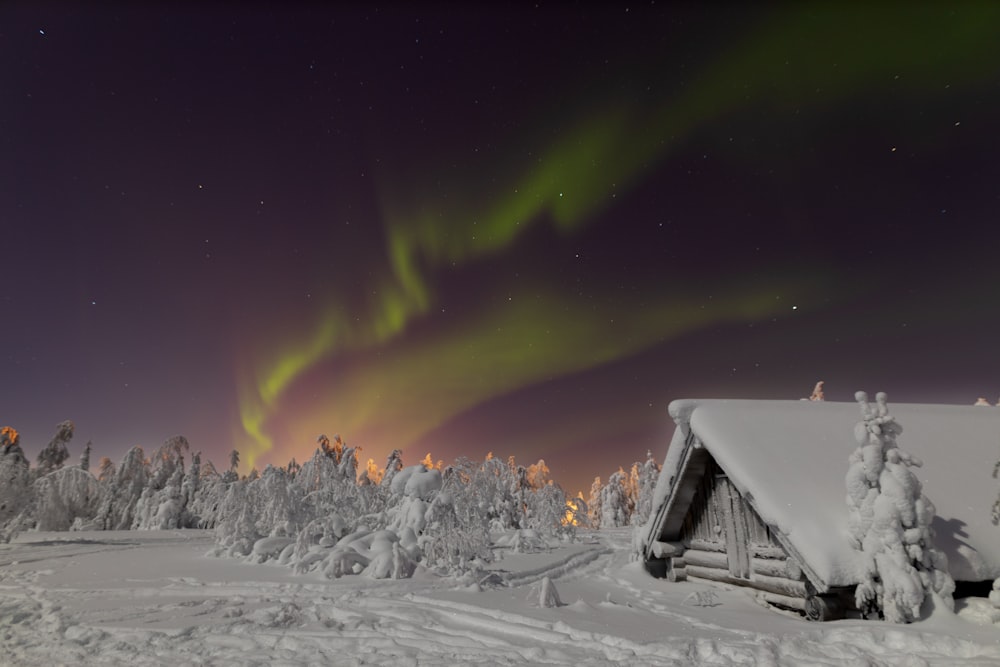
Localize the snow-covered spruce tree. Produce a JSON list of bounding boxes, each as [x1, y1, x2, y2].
[[181, 451, 201, 516], [94, 445, 149, 530], [846, 391, 954, 622], [631, 451, 661, 526], [128, 435, 195, 530], [809, 380, 825, 401], [223, 449, 240, 483], [149, 436, 189, 490], [587, 476, 603, 528], [35, 420, 74, 477], [80, 440, 92, 471], [185, 454, 228, 528], [600, 468, 630, 528], [0, 427, 32, 542], [96, 456, 115, 483], [381, 449, 404, 488], [508, 461, 530, 529], [212, 479, 256, 556]]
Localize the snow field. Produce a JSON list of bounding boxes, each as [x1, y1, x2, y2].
[[3, 528, 1000, 666]]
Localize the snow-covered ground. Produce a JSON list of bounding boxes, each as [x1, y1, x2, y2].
[[2, 528, 1000, 666]]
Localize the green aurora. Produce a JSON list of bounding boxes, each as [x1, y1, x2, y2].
[[236, 3, 1000, 470]]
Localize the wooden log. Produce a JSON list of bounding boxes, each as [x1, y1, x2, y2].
[[651, 540, 685, 558], [804, 595, 845, 622], [686, 564, 736, 585], [666, 554, 687, 581], [686, 565, 809, 598], [757, 591, 806, 612], [749, 544, 786, 559], [750, 572, 809, 598], [689, 538, 727, 553], [683, 549, 729, 570], [750, 556, 789, 578]]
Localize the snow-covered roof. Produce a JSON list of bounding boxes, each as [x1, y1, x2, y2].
[[646, 399, 1000, 588]]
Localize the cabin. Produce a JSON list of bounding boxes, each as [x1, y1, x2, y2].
[[641, 398, 1000, 620]]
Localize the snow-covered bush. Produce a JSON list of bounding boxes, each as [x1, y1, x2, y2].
[[420, 490, 491, 572], [846, 391, 955, 622]]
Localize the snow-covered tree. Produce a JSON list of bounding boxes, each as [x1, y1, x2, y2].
[[456, 454, 522, 531], [318, 434, 346, 464], [587, 476, 603, 528], [988, 454, 1000, 618], [381, 449, 404, 487], [80, 440, 92, 471], [150, 435, 189, 490], [526, 481, 573, 541], [600, 469, 630, 528], [420, 488, 491, 573], [631, 451, 661, 526], [526, 459, 550, 490], [34, 466, 102, 531], [36, 420, 74, 477], [0, 427, 32, 542], [95, 445, 149, 530], [338, 446, 358, 481], [846, 391, 954, 622], [362, 457, 383, 485], [809, 381, 825, 401], [96, 456, 115, 483], [186, 455, 227, 529]]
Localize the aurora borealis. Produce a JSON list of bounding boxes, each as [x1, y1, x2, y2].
[[5, 3, 1000, 494]]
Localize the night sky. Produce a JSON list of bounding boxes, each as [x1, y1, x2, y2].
[[4, 2, 1000, 495]]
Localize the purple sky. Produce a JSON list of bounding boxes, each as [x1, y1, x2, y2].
[[4, 3, 1000, 494]]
